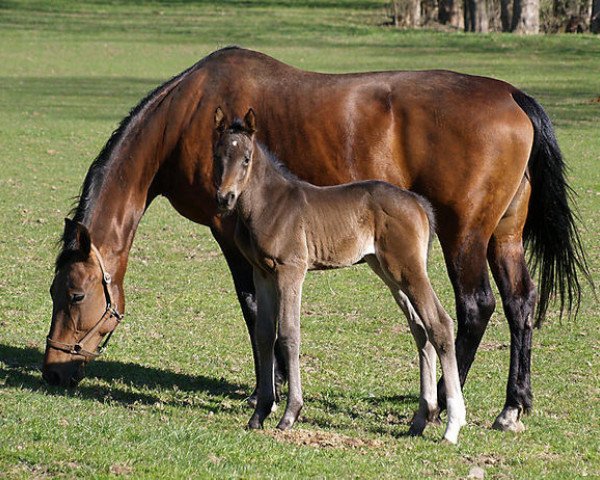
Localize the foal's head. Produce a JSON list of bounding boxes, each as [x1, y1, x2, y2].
[[213, 107, 257, 213]]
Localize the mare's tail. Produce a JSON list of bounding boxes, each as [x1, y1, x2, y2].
[[512, 90, 592, 326]]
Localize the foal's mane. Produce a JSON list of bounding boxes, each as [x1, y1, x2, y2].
[[226, 120, 304, 184]]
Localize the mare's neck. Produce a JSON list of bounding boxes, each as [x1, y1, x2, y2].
[[236, 146, 294, 225]]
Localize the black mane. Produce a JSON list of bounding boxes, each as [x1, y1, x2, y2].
[[55, 54, 216, 271]]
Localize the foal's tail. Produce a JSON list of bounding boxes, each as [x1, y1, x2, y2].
[[512, 90, 592, 327], [411, 192, 437, 256]]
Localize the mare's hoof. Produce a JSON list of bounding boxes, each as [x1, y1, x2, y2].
[[408, 420, 427, 436], [492, 417, 525, 433], [247, 416, 263, 430], [492, 407, 525, 433]]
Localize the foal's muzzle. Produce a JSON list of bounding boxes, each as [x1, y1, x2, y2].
[[216, 190, 236, 212]]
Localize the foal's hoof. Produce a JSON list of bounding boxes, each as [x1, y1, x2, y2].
[[276, 416, 296, 431], [492, 407, 525, 433]]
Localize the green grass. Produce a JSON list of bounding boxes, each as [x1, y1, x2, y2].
[[1, 1, 599, 478]]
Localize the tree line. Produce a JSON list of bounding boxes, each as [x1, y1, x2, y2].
[[387, 0, 600, 33]]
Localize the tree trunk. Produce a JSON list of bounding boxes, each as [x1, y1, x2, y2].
[[409, 0, 421, 27], [440, 0, 465, 28], [512, 0, 540, 33], [391, 1, 400, 27], [500, 0, 512, 30], [464, 0, 489, 31], [593, 0, 600, 32]]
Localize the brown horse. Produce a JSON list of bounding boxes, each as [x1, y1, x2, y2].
[[43, 47, 589, 432], [213, 107, 466, 443]]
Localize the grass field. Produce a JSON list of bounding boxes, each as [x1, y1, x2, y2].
[[0, 1, 598, 478]]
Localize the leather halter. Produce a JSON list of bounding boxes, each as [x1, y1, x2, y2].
[[46, 244, 124, 359]]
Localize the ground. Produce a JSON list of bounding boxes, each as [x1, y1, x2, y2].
[[0, 1, 598, 478]]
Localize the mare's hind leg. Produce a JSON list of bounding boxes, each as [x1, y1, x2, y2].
[[487, 180, 536, 432], [436, 233, 496, 411]]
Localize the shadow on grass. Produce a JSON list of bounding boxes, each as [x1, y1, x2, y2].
[[0, 343, 248, 410], [301, 391, 420, 437]]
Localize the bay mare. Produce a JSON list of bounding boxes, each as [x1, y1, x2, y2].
[[43, 47, 589, 432], [213, 108, 466, 443]]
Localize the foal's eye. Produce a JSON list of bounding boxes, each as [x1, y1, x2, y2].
[[70, 293, 85, 304], [243, 156, 251, 166]]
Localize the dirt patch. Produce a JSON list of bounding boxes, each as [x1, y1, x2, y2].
[[479, 341, 509, 351], [588, 96, 600, 103], [262, 428, 383, 450]]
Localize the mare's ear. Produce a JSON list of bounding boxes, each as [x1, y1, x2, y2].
[[64, 218, 91, 257], [214, 107, 227, 133], [244, 108, 256, 134]]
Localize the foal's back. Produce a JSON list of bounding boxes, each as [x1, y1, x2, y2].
[[299, 180, 434, 271]]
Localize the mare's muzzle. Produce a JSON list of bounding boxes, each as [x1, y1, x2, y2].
[[216, 190, 236, 212]]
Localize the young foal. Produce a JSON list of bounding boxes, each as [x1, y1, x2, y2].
[[213, 108, 467, 444]]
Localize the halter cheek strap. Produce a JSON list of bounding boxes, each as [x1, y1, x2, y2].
[[46, 244, 124, 359]]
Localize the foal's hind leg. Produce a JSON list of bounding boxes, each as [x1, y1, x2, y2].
[[487, 181, 536, 432], [367, 257, 465, 443]]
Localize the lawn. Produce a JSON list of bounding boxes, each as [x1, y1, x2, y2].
[[0, 1, 598, 478]]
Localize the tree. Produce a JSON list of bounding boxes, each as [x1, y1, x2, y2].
[[389, 0, 421, 27], [512, 0, 540, 32], [439, 0, 465, 28], [593, 0, 600, 32], [464, 0, 490, 31]]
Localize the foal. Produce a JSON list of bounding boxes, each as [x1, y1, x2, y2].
[[212, 107, 467, 444]]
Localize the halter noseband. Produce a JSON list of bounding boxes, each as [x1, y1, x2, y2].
[[46, 244, 124, 359]]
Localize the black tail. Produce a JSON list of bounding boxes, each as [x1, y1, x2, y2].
[[512, 90, 592, 326]]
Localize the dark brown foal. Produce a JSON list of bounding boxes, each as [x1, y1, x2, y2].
[[213, 108, 467, 444]]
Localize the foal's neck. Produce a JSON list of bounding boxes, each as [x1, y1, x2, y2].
[[236, 144, 294, 223]]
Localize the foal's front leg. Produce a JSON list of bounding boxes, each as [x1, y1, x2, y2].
[[248, 270, 279, 429], [275, 271, 306, 430]]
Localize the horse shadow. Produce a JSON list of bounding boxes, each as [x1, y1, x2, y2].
[[1, 343, 424, 437], [0, 343, 248, 412]]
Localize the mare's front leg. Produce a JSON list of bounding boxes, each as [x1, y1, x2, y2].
[[248, 269, 279, 429], [275, 268, 306, 430]]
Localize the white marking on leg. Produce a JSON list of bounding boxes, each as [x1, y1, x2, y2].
[[444, 396, 467, 444]]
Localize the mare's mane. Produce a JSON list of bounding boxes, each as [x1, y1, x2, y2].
[[56, 46, 242, 271]]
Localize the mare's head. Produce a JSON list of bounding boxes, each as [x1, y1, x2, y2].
[[212, 107, 257, 213], [42, 219, 123, 387]]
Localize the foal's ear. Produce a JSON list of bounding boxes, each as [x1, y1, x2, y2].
[[214, 107, 227, 133], [64, 218, 91, 257], [244, 108, 256, 134]]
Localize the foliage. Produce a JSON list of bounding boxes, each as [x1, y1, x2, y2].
[[0, 1, 599, 478]]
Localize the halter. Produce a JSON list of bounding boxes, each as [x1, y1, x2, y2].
[[46, 244, 124, 359]]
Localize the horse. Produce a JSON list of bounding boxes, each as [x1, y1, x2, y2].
[[42, 47, 589, 432], [212, 107, 467, 443]]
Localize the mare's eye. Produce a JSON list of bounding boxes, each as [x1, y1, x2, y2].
[[243, 156, 251, 166], [70, 293, 85, 304]]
